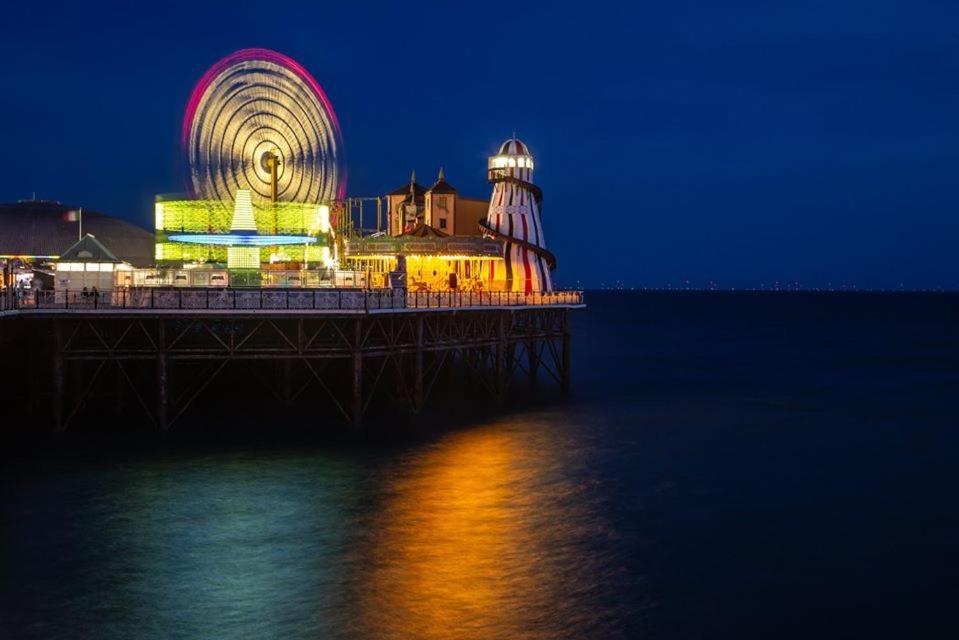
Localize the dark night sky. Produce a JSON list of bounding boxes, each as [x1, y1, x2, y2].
[[1, 0, 957, 289]]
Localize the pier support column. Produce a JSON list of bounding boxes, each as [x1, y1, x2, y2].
[[495, 312, 508, 405], [52, 321, 64, 433], [156, 319, 168, 432], [281, 358, 294, 407], [526, 314, 540, 385], [351, 318, 363, 427], [289, 319, 304, 409], [115, 363, 125, 414], [561, 310, 571, 397], [527, 337, 540, 385], [526, 313, 545, 383], [28, 333, 40, 415], [413, 315, 424, 412], [69, 356, 83, 427]]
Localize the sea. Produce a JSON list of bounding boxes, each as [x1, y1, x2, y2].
[[2, 291, 958, 639]]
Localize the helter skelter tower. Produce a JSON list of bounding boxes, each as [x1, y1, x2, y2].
[[481, 138, 556, 293]]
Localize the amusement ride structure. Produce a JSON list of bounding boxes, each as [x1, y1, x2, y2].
[[183, 48, 344, 206], [155, 49, 342, 278], [482, 138, 555, 293]]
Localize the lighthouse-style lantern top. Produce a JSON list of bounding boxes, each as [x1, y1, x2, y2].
[[488, 137, 535, 182]]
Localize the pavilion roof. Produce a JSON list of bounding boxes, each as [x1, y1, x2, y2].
[[57, 234, 123, 263]]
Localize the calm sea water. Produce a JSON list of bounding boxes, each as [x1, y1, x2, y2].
[[3, 292, 958, 638]]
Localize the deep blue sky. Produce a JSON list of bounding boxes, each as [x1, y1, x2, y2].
[[1, 1, 957, 289]]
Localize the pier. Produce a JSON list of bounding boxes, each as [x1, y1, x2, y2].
[[0, 52, 583, 440], [0, 289, 583, 434]]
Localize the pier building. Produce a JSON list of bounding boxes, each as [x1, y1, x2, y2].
[[53, 234, 132, 292], [0, 200, 153, 268], [345, 222, 502, 290], [386, 169, 489, 237], [0, 200, 153, 294]]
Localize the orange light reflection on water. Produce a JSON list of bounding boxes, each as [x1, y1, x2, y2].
[[351, 422, 607, 639]]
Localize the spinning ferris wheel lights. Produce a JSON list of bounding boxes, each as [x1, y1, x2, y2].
[[182, 48, 345, 207]]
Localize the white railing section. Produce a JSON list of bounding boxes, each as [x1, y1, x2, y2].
[[12, 288, 584, 312]]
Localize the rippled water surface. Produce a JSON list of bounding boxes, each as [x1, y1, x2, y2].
[[3, 293, 958, 638]]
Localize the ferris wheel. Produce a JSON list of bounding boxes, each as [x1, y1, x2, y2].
[[182, 48, 344, 207]]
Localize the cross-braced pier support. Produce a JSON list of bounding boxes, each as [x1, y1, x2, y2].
[[157, 320, 168, 431], [352, 317, 364, 427], [39, 306, 574, 434]]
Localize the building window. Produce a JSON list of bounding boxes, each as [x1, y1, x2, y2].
[[435, 196, 448, 211], [439, 218, 447, 230]]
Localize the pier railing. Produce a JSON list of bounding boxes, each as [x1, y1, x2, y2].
[[12, 288, 584, 312]]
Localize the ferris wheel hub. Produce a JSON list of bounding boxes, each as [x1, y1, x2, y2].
[[259, 150, 281, 174]]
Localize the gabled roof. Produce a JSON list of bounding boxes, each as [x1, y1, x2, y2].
[[428, 178, 457, 195], [427, 167, 457, 194], [400, 223, 449, 238], [388, 182, 428, 196], [58, 234, 122, 263]]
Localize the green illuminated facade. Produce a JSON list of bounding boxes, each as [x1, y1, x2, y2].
[[154, 196, 331, 268]]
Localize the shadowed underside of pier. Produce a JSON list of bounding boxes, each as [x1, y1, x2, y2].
[[5, 308, 574, 436]]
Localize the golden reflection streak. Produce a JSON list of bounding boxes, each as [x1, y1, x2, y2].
[[353, 425, 592, 640]]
